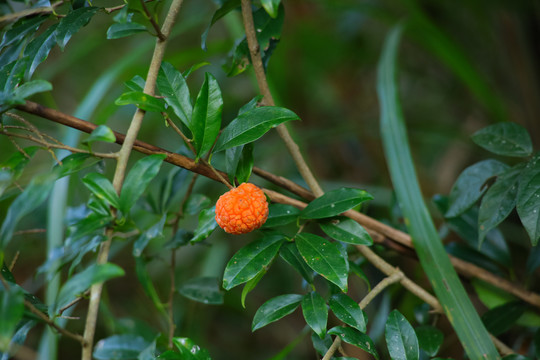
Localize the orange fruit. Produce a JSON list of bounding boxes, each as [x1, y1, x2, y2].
[[215, 183, 269, 234]]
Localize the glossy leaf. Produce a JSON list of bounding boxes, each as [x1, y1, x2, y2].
[[23, 24, 58, 79], [213, 106, 300, 152], [226, 143, 254, 184], [191, 72, 223, 158], [279, 242, 314, 284], [261, 0, 281, 18], [55, 263, 124, 314], [0, 285, 24, 352], [385, 310, 419, 360], [377, 24, 499, 359], [241, 268, 265, 308], [190, 207, 218, 243], [83, 125, 116, 145], [179, 276, 223, 305], [119, 154, 166, 213], [223, 234, 284, 290], [478, 164, 523, 244], [157, 62, 192, 129], [471, 122, 532, 157], [415, 325, 443, 357], [93, 334, 149, 360], [55, 7, 99, 50], [133, 214, 166, 256], [517, 153, 540, 245], [301, 292, 328, 338], [481, 301, 526, 336], [115, 91, 166, 112], [0, 16, 47, 49], [329, 293, 366, 332], [125, 75, 145, 92], [295, 233, 348, 292], [183, 194, 211, 216], [82, 173, 120, 209], [300, 188, 373, 219], [263, 204, 300, 228], [319, 217, 373, 245], [446, 159, 509, 218], [171, 337, 211, 360], [328, 326, 379, 359], [106, 22, 147, 39], [252, 294, 302, 331]]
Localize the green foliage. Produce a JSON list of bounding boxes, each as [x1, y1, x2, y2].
[[300, 188, 373, 219], [252, 294, 302, 331], [385, 310, 419, 360]]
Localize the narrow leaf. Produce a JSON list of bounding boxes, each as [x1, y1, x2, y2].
[[471, 122, 533, 157], [190, 207, 218, 243], [295, 233, 348, 292], [329, 293, 366, 332], [115, 91, 166, 112], [385, 310, 419, 360], [179, 276, 224, 305], [0, 285, 24, 352], [106, 22, 147, 39], [157, 62, 192, 129], [263, 204, 301, 228], [300, 188, 373, 219], [23, 24, 58, 79], [241, 268, 266, 308], [201, 0, 241, 51], [377, 24, 499, 359], [517, 153, 540, 245], [279, 242, 314, 284], [301, 292, 328, 338], [252, 294, 302, 331], [191, 72, 223, 158], [481, 301, 526, 336], [213, 106, 300, 152], [328, 326, 379, 359], [82, 173, 120, 209], [223, 234, 284, 290], [55, 7, 99, 50], [319, 217, 373, 245]]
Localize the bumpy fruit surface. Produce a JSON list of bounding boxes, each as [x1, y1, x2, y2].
[[215, 183, 269, 234]]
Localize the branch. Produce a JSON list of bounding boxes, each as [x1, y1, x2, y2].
[[81, 1, 185, 359]]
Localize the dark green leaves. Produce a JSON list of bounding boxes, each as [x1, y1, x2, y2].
[[301, 188, 373, 219], [517, 153, 540, 245], [415, 325, 443, 357], [328, 326, 379, 359], [213, 106, 300, 152], [179, 277, 224, 305], [191, 72, 223, 158], [481, 301, 526, 336], [471, 123, 533, 157], [319, 217, 373, 245], [385, 310, 419, 360], [115, 91, 166, 112], [301, 292, 328, 338], [295, 233, 348, 292], [107, 23, 148, 39], [82, 173, 120, 209], [252, 294, 302, 331], [329, 293, 366, 332], [157, 62, 192, 129], [0, 285, 24, 352], [263, 204, 300, 228], [223, 234, 285, 290], [446, 159, 508, 218], [119, 154, 166, 214], [56, 7, 99, 51], [93, 334, 149, 360]]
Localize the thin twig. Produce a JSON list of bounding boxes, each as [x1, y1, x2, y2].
[[164, 112, 195, 153], [140, 0, 166, 41], [0, 1, 64, 23], [24, 300, 85, 344], [8, 251, 20, 272], [59, 290, 90, 316]]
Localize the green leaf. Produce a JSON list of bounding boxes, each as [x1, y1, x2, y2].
[[13, 79, 53, 100], [319, 217, 373, 245], [134, 257, 167, 318], [263, 204, 300, 228], [201, 0, 241, 51], [222, 234, 284, 290], [183, 194, 211, 216], [300, 188, 373, 219], [157, 62, 192, 129], [385, 310, 419, 360], [0, 285, 24, 352], [179, 276, 224, 305], [478, 164, 524, 244], [23, 24, 58, 79], [471, 123, 532, 157], [295, 233, 348, 292], [279, 242, 314, 284], [192, 72, 223, 158], [261, 0, 281, 18], [119, 154, 166, 213], [328, 326, 379, 359], [115, 91, 166, 112], [241, 268, 265, 308], [82, 173, 120, 209], [481, 301, 526, 336], [213, 106, 300, 152], [55, 7, 99, 51], [415, 325, 443, 357], [125, 75, 145, 92], [301, 291, 328, 338], [106, 22, 148, 39], [329, 293, 366, 332], [190, 207, 218, 243], [517, 153, 540, 245], [55, 263, 124, 314], [93, 334, 150, 360], [53, 153, 97, 178], [252, 294, 302, 331], [171, 337, 211, 360], [82, 125, 116, 145], [226, 143, 254, 184], [0, 172, 56, 249], [133, 214, 166, 256], [377, 24, 499, 359], [0, 16, 47, 49]]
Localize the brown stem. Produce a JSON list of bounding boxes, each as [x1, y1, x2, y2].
[[140, 0, 166, 41]]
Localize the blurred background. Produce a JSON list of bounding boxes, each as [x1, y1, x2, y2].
[[1, 0, 539, 358]]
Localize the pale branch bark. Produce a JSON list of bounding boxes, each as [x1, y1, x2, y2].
[[240, 0, 324, 197], [81, 1, 184, 359], [15, 101, 540, 310]]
